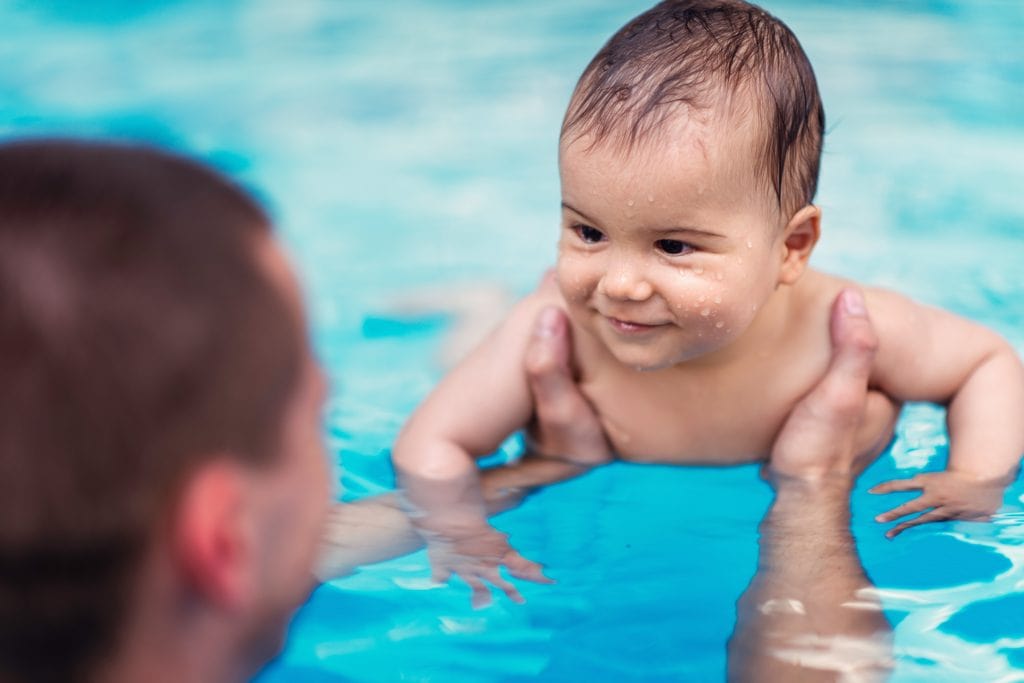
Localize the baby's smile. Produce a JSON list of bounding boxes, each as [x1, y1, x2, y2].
[[604, 315, 671, 336], [556, 115, 788, 372]]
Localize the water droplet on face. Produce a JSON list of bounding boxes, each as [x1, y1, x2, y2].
[[700, 308, 710, 317], [746, 240, 753, 249], [627, 199, 635, 207], [713, 295, 722, 304], [694, 266, 705, 275], [698, 294, 707, 303], [715, 321, 724, 328]]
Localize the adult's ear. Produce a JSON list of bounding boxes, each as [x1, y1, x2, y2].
[[172, 460, 256, 612], [777, 204, 821, 286]]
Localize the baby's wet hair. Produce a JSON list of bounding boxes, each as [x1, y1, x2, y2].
[[562, 0, 824, 218]]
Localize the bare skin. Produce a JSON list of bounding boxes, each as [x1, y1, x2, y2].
[[321, 289, 898, 681], [729, 288, 896, 682], [318, 305, 609, 607], [392, 104, 1024, 594]]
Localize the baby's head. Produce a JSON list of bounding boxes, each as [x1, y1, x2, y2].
[[556, 0, 825, 370]]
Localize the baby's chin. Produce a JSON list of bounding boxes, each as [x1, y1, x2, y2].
[[605, 343, 695, 373], [603, 331, 735, 371]]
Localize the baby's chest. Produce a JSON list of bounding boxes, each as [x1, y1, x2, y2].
[[581, 365, 822, 465]]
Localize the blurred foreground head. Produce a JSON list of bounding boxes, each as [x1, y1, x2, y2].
[[0, 139, 330, 683]]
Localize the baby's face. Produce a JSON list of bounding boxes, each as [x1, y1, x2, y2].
[[557, 112, 788, 371]]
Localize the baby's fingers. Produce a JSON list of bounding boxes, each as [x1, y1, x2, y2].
[[874, 494, 934, 523], [480, 567, 526, 605], [869, 476, 924, 495], [503, 551, 555, 585], [464, 575, 493, 609], [886, 508, 948, 538]]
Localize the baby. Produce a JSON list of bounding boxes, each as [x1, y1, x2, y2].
[[393, 0, 1024, 601]]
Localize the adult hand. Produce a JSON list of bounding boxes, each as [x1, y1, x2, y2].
[[523, 303, 614, 467], [732, 288, 896, 683], [769, 288, 898, 481]]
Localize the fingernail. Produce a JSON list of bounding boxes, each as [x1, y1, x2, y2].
[[842, 288, 866, 316], [535, 307, 559, 338]]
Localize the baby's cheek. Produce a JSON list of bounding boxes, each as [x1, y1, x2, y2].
[[555, 253, 594, 303], [711, 292, 762, 338], [659, 271, 721, 314]]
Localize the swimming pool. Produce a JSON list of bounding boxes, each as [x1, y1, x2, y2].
[[2, 1, 1022, 680]]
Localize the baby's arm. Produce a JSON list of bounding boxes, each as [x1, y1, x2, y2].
[[392, 284, 585, 604], [320, 304, 610, 596], [865, 288, 1024, 534]]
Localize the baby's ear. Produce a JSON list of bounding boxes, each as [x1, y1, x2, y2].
[[777, 205, 821, 285]]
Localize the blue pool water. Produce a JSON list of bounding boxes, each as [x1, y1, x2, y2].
[[2, 1, 1023, 680]]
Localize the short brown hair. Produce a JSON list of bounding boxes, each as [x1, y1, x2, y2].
[[0, 140, 302, 682], [562, 0, 824, 217]]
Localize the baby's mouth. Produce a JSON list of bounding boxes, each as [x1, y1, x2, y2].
[[605, 316, 667, 334]]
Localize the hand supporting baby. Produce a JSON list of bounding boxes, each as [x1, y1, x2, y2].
[[768, 288, 898, 480], [523, 305, 615, 469], [732, 289, 896, 681]]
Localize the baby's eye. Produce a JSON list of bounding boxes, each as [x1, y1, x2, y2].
[[574, 224, 605, 244], [656, 239, 694, 255]]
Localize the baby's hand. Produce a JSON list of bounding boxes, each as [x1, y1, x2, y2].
[[419, 520, 552, 608], [869, 470, 1010, 538]]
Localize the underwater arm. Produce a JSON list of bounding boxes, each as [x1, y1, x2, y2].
[[391, 288, 608, 604], [729, 477, 892, 682], [731, 289, 893, 681]]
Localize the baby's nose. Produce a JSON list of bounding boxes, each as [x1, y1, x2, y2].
[[599, 260, 653, 301]]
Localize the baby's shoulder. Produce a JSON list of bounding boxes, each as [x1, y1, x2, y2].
[[797, 269, 968, 373], [797, 269, 918, 327]]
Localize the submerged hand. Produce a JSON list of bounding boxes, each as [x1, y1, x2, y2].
[[420, 521, 552, 608], [869, 470, 1010, 538]]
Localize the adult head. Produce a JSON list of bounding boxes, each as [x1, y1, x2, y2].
[[0, 139, 331, 682]]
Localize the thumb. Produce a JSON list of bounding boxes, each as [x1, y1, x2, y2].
[[525, 307, 575, 411], [825, 288, 877, 391], [769, 288, 878, 477], [800, 287, 877, 425]]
